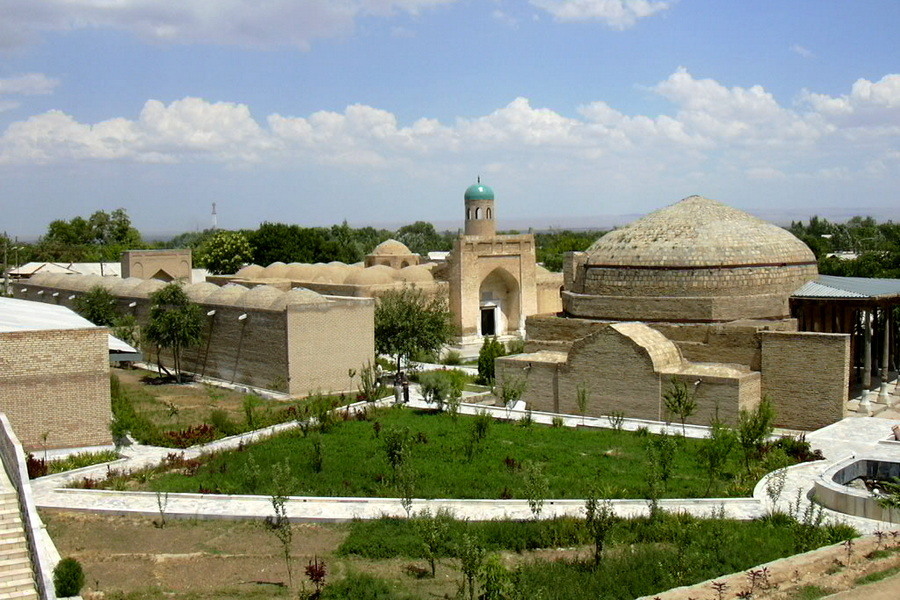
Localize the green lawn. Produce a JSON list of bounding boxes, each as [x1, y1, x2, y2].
[[100, 407, 777, 498]]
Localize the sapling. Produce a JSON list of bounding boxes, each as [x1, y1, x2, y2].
[[457, 533, 486, 600], [607, 411, 625, 432], [662, 379, 697, 435], [264, 461, 294, 587], [305, 556, 326, 598], [765, 468, 788, 516], [523, 461, 548, 520], [584, 486, 616, 567], [154, 491, 168, 528], [576, 383, 589, 426], [415, 507, 453, 577]]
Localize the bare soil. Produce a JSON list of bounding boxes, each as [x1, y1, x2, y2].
[[44, 509, 900, 600]]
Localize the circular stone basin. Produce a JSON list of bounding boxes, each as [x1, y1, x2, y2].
[[814, 457, 900, 522]]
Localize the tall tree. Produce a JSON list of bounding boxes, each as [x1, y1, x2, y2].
[[196, 230, 254, 275], [143, 283, 203, 382], [73, 285, 119, 326], [375, 287, 454, 371]]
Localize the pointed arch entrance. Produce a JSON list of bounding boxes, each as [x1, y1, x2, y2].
[[479, 267, 520, 336]]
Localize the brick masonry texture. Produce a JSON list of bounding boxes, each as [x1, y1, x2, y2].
[[13, 282, 374, 397], [0, 328, 111, 450], [761, 331, 849, 430]]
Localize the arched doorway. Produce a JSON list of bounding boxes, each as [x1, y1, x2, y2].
[[478, 268, 520, 336]]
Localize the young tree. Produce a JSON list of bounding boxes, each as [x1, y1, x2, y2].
[[696, 420, 737, 495], [143, 283, 204, 382], [264, 461, 295, 588], [477, 337, 506, 384], [522, 461, 548, 520], [576, 383, 589, 425], [737, 397, 776, 473], [414, 507, 453, 577], [197, 230, 253, 275], [663, 379, 697, 435], [73, 285, 119, 326], [457, 533, 486, 600], [375, 287, 454, 371], [584, 486, 617, 568]]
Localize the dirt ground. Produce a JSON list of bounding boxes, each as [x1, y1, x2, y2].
[[42, 510, 900, 600], [650, 533, 900, 600], [41, 510, 462, 599]]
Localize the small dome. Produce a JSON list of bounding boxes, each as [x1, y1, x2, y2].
[[397, 265, 434, 283], [370, 239, 413, 256], [184, 281, 221, 303], [262, 262, 288, 278], [28, 272, 57, 286], [130, 279, 167, 298], [464, 182, 494, 201], [240, 285, 285, 309], [68, 274, 105, 292], [114, 277, 146, 295], [270, 287, 328, 310], [284, 263, 315, 280], [236, 264, 265, 279], [206, 283, 249, 306], [345, 266, 396, 286]]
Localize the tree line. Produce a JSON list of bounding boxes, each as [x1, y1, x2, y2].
[[788, 215, 900, 278]]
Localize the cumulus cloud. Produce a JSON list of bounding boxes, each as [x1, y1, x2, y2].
[[530, 0, 671, 28], [0, 73, 60, 96], [0, 0, 455, 50], [1, 69, 899, 190]]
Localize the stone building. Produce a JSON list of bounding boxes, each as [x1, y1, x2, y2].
[[497, 196, 852, 431], [213, 181, 564, 345], [121, 249, 192, 281], [12, 275, 374, 397], [0, 297, 137, 449]]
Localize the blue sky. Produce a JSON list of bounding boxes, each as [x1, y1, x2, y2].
[[0, 0, 898, 238]]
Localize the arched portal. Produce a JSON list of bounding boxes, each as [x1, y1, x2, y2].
[[478, 268, 520, 336]]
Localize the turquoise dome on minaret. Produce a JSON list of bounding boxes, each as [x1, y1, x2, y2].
[[464, 180, 494, 201]]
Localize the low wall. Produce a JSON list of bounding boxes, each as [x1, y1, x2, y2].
[[0, 413, 57, 600], [814, 456, 900, 523]]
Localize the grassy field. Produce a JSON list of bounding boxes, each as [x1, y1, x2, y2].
[[92, 406, 784, 498], [110, 368, 365, 448], [41, 509, 865, 600]]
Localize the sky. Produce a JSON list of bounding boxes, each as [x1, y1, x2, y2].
[[0, 0, 898, 239]]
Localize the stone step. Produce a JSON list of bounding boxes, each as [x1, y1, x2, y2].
[[0, 549, 27, 565], [0, 532, 26, 545], [0, 589, 38, 600], [0, 558, 30, 575], [0, 569, 32, 585], [0, 575, 36, 596]]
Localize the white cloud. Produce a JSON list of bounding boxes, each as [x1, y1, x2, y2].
[[790, 44, 814, 59], [530, 0, 671, 28], [1, 69, 898, 194], [0, 73, 60, 96], [0, 0, 456, 49]]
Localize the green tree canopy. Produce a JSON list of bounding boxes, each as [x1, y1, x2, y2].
[[143, 283, 204, 382], [196, 230, 254, 275], [37, 208, 143, 262], [375, 287, 454, 371], [73, 285, 119, 327]]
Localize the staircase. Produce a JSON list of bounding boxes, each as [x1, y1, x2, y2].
[[0, 469, 37, 600]]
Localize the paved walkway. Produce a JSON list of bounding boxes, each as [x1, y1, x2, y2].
[[28, 384, 900, 533]]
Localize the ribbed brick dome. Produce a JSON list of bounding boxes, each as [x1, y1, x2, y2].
[[564, 196, 819, 322], [586, 195, 815, 268]]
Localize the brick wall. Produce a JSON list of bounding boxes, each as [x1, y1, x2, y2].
[[287, 298, 375, 396], [761, 331, 849, 430], [0, 328, 111, 449]]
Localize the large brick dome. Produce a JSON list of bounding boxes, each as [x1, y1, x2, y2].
[[563, 195, 818, 322]]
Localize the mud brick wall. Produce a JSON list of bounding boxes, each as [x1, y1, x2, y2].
[[0, 328, 111, 450], [761, 331, 849, 431], [287, 298, 375, 396]]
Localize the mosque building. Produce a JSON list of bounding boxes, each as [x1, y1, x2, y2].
[[497, 195, 873, 431]]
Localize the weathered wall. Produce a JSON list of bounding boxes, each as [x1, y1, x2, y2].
[[0, 328, 111, 449], [287, 298, 375, 396], [12, 280, 373, 396], [121, 249, 192, 281], [761, 331, 849, 430]]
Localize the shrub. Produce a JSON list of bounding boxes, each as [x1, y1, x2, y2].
[[209, 409, 238, 436], [476, 337, 506, 384], [26, 454, 48, 479], [53, 557, 85, 597], [442, 350, 463, 366]]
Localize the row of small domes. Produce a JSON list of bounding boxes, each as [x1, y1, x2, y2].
[[235, 262, 435, 285], [25, 272, 328, 311]]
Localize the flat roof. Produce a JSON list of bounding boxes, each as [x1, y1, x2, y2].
[[0, 296, 137, 354], [793, 275, 900, 300]]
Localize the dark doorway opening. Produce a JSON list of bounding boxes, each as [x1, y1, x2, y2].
[[481, 307, 496, 336]]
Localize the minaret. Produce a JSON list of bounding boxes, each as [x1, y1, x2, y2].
[[211, 202, 218, 230], [463, 177, 495, 237]]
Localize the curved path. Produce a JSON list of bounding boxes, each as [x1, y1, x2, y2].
[[29, 390, 900, 533]]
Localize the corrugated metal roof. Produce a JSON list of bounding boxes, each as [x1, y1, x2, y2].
[[0, 296, 137, 354], [792, 275, 900, 299]]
